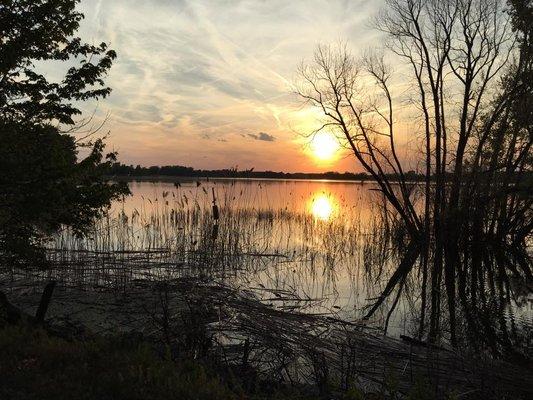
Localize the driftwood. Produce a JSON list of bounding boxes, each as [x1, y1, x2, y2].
[[0, 290, 26, 325], [171, 279, 533, 398], [35, 281, 56, 322], [1, 280, 56, 326]]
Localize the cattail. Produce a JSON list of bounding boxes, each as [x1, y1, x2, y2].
[[212, 188, 220, 222]]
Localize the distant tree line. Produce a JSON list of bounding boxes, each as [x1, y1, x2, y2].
[[108, 163, 427, 182], [109, 163, 532, 187]]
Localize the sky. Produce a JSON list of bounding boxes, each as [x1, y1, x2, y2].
[[73, 0, 384, 172]]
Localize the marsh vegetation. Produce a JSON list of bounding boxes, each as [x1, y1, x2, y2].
[[4, 179, 530, 398], [1, 0, 532, 398]]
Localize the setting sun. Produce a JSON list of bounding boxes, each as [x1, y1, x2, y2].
[[310, 132, 340, 162]]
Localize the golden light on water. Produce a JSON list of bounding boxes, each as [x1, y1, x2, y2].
[[309, 192, 336, 221], [310, 132, 340, 162]]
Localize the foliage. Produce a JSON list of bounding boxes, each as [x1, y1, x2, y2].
[[0, 324, 446, 400], [0, 325, 240, 400], [0, 120, 128, 264], [0, 0, 129, 264], [0, 0, 116, 125]]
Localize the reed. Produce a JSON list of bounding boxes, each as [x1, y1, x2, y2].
[[28, 182, 402, 326]]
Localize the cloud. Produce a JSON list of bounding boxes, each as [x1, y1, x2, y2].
[[247, 132, 276, 142], [71, 0, 382, 171]]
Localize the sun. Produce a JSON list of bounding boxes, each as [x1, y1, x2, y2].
[[310, 132, 340, 162]]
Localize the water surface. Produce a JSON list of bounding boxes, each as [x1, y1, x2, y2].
[[51, 179, 423, 336]]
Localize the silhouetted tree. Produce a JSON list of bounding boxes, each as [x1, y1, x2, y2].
[[0, 0, 129, 265], [298, 0, 532, 353]]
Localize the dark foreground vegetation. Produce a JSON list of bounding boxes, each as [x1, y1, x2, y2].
[[4, 279, 529, 400], [0, 325, 452, 400], [0, 287, 453, 400], [0, 326, 246, 400]]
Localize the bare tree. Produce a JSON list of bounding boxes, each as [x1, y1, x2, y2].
[[297, 0, 532, 351]]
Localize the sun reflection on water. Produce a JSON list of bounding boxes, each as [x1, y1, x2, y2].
[[309, 192, 337, 221]]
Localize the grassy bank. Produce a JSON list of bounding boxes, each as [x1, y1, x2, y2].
[[0, 325, 237, 400], [0, 325, 325, 400], [0, 323, 450, 400]]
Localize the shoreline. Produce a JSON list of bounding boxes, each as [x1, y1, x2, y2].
[[2, 274, 531, 398], [109, 175, 419, 184]]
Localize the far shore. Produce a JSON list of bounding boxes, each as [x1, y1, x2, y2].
[[108, 175, 380, 184], [107, 174, 533, 190]]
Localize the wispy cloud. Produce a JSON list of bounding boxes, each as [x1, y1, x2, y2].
[[74, 0, 383, 171]]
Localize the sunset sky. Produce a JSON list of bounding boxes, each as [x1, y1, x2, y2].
[[72, 0, 384, 172]]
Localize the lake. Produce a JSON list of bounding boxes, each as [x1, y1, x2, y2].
[[44, 179, 474, 337]]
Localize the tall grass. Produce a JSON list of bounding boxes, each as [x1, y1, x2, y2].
[[39, 180, 409, 332]]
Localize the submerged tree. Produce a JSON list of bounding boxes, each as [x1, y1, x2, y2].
[[297, 0, 532, 355], [0, 0, 129, 264]]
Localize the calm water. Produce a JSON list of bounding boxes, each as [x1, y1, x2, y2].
[[126, 180, 412, 329], [51, 179, 420, 336], [49, 178, 532, 337]]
